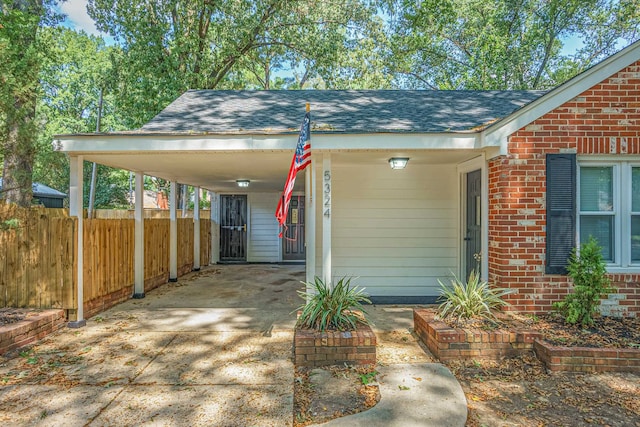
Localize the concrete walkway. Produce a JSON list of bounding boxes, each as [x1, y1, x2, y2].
[[0, 265, 467, 426], [320, 306, 468, 427], [320, 363, 467, 427]]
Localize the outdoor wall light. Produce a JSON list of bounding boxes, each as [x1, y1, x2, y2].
[[388, 157, 409, 169], [236, 179, 250, 188]]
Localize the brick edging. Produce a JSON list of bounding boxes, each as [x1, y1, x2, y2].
[[294, 324, 377, 367], [533, 340, 640, 373], [0, 309, 65, 356], [413, 308, 540, 361], [414, 308, 640, 373]]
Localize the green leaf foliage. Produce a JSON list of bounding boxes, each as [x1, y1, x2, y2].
[[86, 0, 380, 126], [386, 0, 640, 89], [296, 276, 371, 332], [437, 269, 514, 323], [0, 1, 61, 206], [553, 236, 615, 327], [34, 27, 131, 205]]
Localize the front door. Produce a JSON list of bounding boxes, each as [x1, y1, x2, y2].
[[282, 195, 305, 261], [465, 170, 482, 278], [220, 195, 247, 262]]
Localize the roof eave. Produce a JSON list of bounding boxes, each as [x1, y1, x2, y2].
[[53, 131, 484, 154]]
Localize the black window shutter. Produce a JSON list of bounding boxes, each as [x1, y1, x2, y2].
[[545, 153, 576, 274]]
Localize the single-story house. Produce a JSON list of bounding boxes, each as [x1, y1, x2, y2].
[[0, 179, 67, 208], [55, 39, 640, 321]]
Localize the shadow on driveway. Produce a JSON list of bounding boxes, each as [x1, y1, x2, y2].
[[0, 264, 305, 426]]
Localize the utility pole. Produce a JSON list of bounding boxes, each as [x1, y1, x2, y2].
[[87, 88, 103, 219]]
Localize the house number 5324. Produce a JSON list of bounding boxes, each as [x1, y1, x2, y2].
[[323, 170, 331, 217]]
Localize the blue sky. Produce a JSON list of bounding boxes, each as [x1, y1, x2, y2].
[[58, 0, 103, 36]]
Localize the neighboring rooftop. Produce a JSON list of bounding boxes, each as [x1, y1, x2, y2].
[[140, 90, 546, 134], [0, 179, 67, 198]]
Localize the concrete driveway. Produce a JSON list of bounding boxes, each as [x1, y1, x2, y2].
[[0, 264, 304, 426]]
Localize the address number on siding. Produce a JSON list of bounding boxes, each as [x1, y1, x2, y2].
[[323, 170, 331, 217]]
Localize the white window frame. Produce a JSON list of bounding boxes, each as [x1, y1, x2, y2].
[[578, 156, 640, 272]]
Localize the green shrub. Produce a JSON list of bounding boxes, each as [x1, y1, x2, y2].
[[553, 236, 615, 327], [295, 276, 371, 331], [437, 268, 514, 323]]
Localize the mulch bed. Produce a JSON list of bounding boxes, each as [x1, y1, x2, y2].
[[524, 313, 640, 348], [293, 365, 379, 427], [443, 312, 640, 349], [0, 308, 32, 326]]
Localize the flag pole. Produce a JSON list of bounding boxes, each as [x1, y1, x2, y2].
[[304, 102, 315, 283], [307, 102, 313, 206]]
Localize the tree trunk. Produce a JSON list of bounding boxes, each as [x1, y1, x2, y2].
[[0, 0, 43, 207], [2, 98, 36, 207]]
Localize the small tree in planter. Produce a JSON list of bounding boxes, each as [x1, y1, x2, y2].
[[553, 236, 615, 327]]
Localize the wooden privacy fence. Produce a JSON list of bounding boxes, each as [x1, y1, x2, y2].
[[1, 204, 212, 318], [0, 204, 76, 310]]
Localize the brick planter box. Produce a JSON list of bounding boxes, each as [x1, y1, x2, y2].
[[534, 340, 640, 373], [0, 309, 65, 356], [414, 308, 541, 361], [294, 324, 377, 368]]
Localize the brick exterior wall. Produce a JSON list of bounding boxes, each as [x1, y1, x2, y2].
[[294, 325, 376, 367], [489, 60, 640, 316], [0, 310, 65, 356]]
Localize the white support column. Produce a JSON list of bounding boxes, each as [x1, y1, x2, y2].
[[210, 192, 219, 264], [169, 181, 178, 281], [305, 164, 316, 284], [68, 155, 86, 328], [322, 154, 332, 285], [193, 186, 201, 271], [133, 172, 145, 298]]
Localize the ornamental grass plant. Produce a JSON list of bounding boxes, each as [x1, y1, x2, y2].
[[437, 267, 514, 325], [295, 276, 371, 331]]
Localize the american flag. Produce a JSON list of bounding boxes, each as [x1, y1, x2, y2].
[[275, 111, 311, 236]]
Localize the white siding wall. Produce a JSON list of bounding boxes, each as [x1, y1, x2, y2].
[[247, 193, 281, 262], [316, 162, 458, 298]]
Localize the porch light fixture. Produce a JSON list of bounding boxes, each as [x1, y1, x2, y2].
[[388, 157, 409, 170], [236, 179, 250, 188]]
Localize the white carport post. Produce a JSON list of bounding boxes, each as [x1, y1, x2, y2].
[[210, 192, 219, 264], [305, 163, 315, 284], [133, 172, 145, 298], [193, 186, 201, 271], [169, 181, 178, 282], [68, 155, 86, 328], [322, 154, 332, 284]]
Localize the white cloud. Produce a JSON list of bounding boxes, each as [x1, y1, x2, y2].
[[59, 0, 101, 36]]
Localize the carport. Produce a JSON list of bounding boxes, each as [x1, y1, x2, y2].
[[54, 89, 543, 325]]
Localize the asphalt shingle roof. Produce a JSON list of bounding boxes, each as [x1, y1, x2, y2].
[[0, 179, 67, 197], [140, 89, 546, 134]]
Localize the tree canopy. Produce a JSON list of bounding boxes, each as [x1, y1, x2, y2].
[[87, 0, 379, 127], [387, 0, 640, 89], [1, 0, 639, 205]]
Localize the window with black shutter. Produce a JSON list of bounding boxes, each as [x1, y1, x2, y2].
[[545, 153, 576, 274]]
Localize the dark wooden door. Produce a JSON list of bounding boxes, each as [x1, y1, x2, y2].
[[220, 195, 247, 262], [282, 195, 305, 261], [465, 170, 482, 278]]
